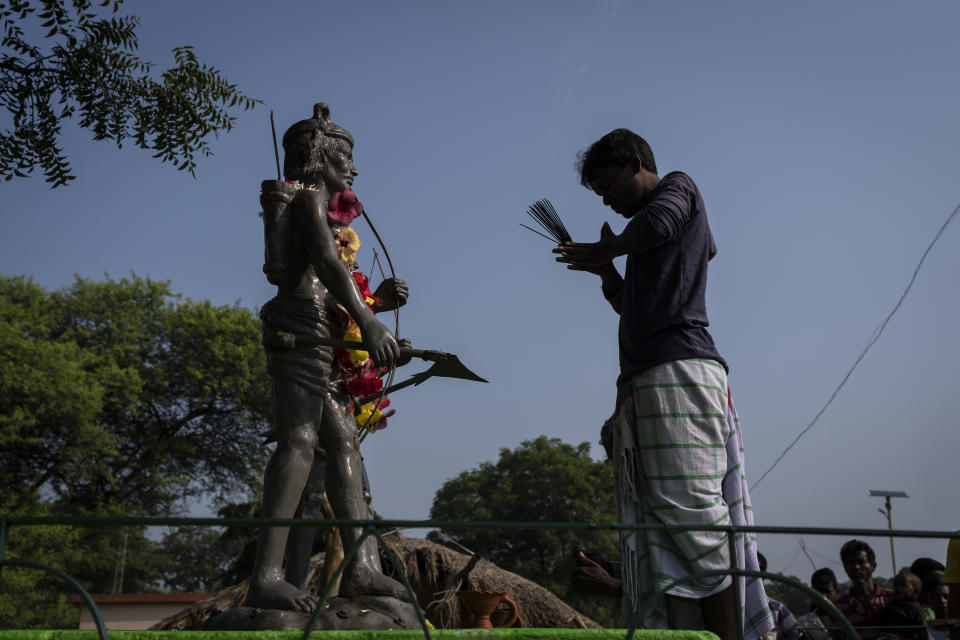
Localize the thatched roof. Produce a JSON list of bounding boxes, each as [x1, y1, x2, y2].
[[152, 533, 600, 630]]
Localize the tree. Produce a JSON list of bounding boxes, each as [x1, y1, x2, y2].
[[0, 0, 259, 186], [0, 273, 271, 513], [0, 273, 271, 627], [428, 436, 621, 627]]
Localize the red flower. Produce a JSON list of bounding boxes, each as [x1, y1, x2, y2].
[[345, 373, 383, 398], [328, 189, 363, 226], [352, 272, 382, 309]]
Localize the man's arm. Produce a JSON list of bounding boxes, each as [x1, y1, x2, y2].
[[556, 221, 623, 314], [296, 190, 399, 366], [554, 174, 697, 268]]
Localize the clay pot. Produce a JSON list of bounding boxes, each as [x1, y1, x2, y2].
[[457, 589, 518, 629], [489, 592, 520, 628]]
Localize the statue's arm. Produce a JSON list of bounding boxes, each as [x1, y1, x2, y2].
[[295, 190, 399, 366]]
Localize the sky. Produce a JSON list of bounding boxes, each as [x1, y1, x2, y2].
[[3, 0, 959, 587]]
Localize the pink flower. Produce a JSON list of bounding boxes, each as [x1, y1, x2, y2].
[[328, 190, 364, 226]]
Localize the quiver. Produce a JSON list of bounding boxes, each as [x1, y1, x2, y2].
[[261, 179, 298, 285]]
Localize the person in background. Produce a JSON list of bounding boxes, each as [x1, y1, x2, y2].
[[875, 571, 929, 640], [758, 553, 800, 640], [796, 568, 843, 640], [922, 576, 949, 640], [835, 540, 894, 640], [912, 559, 946, 586]]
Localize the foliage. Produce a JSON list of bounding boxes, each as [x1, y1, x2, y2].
[[0, 0, 260, 186], [0, 273, 271, 628], [159, 501, 261, 593], [428, 436, 621, 627], [0, 502, 166, 629], [0, 273, 271, 514], [764, 573, 813, 618]]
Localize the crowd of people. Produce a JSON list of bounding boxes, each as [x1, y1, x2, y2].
[[573, 536, 959, 640], [759, 539, 956, 640]]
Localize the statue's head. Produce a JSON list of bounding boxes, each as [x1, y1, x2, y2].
[[282, 103, 357, 192]]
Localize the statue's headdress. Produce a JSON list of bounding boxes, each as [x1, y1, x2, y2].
[[282, 103, 353, 180], [282, 103, 353, 149]]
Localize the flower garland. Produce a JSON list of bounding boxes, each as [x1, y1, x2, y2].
[[322, 187, 394, 434]]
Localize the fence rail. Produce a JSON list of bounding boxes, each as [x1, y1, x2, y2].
[[1, 516, 957, 640]]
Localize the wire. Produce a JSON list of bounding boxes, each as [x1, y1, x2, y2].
[[779, 547, 804, 574], [751, 199, 960, 490]]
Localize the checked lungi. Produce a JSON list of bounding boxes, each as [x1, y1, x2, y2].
[[603, 358, 774, 639]]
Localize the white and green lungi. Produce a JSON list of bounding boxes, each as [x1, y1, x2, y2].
[[604, 358, 773, 638]]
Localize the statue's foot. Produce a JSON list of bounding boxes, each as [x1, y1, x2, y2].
[[339, 565, 411, 601], [244, 577, 317, 614]]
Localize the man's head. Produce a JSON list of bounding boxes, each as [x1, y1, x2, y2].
[[757, 552, 768, 573], [910, 557, 945, 583], [576, 128, 659, 218], [811, 567, 840, 602], [893, 571, 923, 602], [282, 102, 358, 192], [840, 539, 877, 587], [923, 576, 949, 618]]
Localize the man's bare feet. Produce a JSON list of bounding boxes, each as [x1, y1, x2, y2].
[[339, 565, 411, 601], [244, 577, 317, 614]]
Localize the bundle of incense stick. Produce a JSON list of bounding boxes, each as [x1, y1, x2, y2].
[[522, 198, 572, 244]]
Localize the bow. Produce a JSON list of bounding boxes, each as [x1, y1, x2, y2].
[[358, 208, 400, 434]]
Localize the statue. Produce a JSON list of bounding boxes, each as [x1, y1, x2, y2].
[[244, 103, 411, 615]]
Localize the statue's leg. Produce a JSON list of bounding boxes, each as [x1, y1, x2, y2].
[[284, 451, 326, 591], [244, 378, 321, 613], [318, 392, 408, 600]]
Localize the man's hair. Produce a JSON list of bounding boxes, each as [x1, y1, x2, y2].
[[576, 128, 657, 188], [910, 557, 945, 581], [757, 552, 768, 573], [922, 574, 944, 600], [811, 568, 838, 593], [282, 102, 354, 182], [840, 539, 877, 567]]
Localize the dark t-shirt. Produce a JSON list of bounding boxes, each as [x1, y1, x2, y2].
[[603, 171, 726, 385]]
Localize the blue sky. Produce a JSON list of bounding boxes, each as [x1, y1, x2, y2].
[[3, 1, 959, 584]]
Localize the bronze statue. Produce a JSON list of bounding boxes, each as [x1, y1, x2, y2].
[[245, 103, 410, 614]]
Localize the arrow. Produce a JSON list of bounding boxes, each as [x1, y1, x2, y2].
[[267, 331, 488, 391]]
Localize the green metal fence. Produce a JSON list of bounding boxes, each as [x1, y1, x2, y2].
[[1, 515, 956, 640]]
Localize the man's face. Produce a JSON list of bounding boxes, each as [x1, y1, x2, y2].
[[926, 584, 949, 618], [818, 582, 839, 602], [589, 164, 648, 218], [318, 137, 358, 193], [843, 550, 876, 586]]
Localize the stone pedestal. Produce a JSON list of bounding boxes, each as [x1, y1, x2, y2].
[[205, 595, 422, 631]]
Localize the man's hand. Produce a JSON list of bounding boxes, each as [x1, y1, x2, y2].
[[571, 547, 622, 598], [371, 278, 409, 313], [553, 222, 621, 274], [360, 321, 399, 368]]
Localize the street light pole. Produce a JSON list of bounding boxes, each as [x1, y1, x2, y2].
[[869, 489, 909, 576]]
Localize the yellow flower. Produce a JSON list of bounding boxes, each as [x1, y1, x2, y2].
[[424, 619, 435, 630], [343, 322, 368, 362], [335, 227, 362, 264], [355, 403, 383, 433]]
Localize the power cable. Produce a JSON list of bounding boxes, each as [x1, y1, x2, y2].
[[751, 199, 960, 490]]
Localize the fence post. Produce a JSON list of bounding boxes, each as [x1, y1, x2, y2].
[[729, 528, 743, 640]]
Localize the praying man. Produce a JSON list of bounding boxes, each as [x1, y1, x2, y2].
[[554, 128, 774, 640]]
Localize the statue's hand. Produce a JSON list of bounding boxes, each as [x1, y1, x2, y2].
[[361, 321, 399, 368], [397, 338, 413, 367], [371, 278, 409, 313]]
